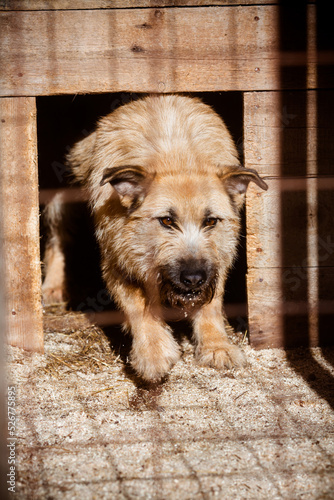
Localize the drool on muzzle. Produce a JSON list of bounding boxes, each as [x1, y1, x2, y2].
[[158, 259, 218, 309]]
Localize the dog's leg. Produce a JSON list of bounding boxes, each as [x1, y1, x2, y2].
[[42, 194, 66, 304], [42, 236, 66, 304], [192, 297, 246, 369], [113, 281, 180, 381]]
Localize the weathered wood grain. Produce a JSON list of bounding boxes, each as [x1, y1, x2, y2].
[[245, 90, 334, 348], [244, 90, 334, 177], [247, 267, 334, 349], [0, 172, 7, 500], [0, 0, 279, 10], [0, 6, 281, 95], [244, 92, 281, 276], [245, 90, 334, 268], [2, 4, 329, 96], [0, 97, 43, 353], [246, 180, 334, 269]]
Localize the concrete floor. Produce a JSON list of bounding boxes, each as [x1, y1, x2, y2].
[[6, 307, 334, 499]]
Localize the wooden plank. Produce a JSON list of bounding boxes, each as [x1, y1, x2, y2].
[[244, 92, 283, 347], [3, 5, 330, 96], [244, 90, 282, 176], [0, 97, 44, 353], [247, 267, 334, 349], [244, 91, 281, 274], [0, 6, 282, 95], [0, 184, 8, 500], [245, 90, 334, 269], [244, 90, 334, 177], [0, 0, 279, 10], [244, 90, 334, 349], [246, 179, 334, 269]]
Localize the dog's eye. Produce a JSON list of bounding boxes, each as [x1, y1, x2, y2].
[[203, 217, 218, 228], [159, 216, 174, 228]]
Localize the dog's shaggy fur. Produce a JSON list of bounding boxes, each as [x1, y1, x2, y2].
[[43, 95, 267, 381]]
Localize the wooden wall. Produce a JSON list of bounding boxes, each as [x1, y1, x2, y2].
[[1, 3, 329, 97], [0, 1, 333, 351], [0, 98, 44, 352], [245, 90, 334, 348]]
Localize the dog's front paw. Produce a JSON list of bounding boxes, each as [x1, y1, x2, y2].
[[196, 342, 247, 370], [130, 332, 180, 382]]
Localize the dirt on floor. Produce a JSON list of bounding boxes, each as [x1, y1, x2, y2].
[[6, 305, 334, 499]]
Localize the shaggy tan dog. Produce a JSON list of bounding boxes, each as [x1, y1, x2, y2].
[[43, 95, 267, 381]]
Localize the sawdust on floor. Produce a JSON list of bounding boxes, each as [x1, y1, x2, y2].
[[6, 305, 334, 499]]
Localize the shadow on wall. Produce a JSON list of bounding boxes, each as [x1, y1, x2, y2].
[[279, 2, 334, 408]]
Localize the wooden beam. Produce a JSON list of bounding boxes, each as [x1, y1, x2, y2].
[[0, 1, 280, 11], [0, 6, 282, 95], [247, 267, 334, 349], [244, 90, 334, 349], [243, 90, 334, 178], [244, 89, 284, 347], [0, 177, 8, 500], [0, 97, 43, 353], [3, 5, 329, 96], [246, 179, 334, 270]]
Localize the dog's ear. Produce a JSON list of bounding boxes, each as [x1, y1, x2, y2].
[[100, 165, 154, 208], [219, 165, 268, 210]]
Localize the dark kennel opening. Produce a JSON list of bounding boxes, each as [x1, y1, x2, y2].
[[37, 92, 247, 333]]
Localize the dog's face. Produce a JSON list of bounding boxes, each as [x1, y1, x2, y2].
[[144, 174, 239, 310], [100, 162, 267, 311]]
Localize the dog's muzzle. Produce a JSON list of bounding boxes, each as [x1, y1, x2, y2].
[[158, 259, 217, 310]]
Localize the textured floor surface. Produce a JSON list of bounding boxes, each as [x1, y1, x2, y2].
[[6, 306, 334, 499]]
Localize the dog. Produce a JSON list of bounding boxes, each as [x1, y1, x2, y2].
[[42, 95, 268, 381]]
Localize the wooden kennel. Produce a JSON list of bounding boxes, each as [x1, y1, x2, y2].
[[0, 1, 333, 353]]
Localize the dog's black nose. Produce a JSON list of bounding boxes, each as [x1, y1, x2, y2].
[[180, 269, 207, 289]]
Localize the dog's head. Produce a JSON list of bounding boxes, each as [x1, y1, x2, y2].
[[100, 164, 267, 310]]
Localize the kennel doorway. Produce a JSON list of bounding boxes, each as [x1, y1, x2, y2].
[[37, 92, 247, 330], [1, 1, 333, 353]]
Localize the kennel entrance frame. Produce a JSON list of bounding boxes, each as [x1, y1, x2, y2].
[[1, 1, 331, 353]]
